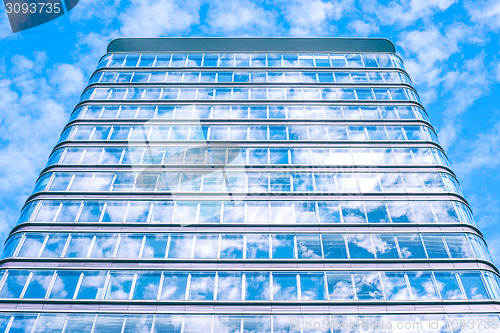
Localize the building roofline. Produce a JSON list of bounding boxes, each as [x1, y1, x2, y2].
[[107, 37, 396, 54]]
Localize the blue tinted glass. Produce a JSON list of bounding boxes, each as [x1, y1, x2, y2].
[[188, 273, 215, 300], [217, 273, 242, 300], [272, 273, 297, 300], [422, 235, 449, 258], [460, 272, 489, 299], [1, 234, 22, 258], [77, 271, 107, 299], [142, 235, 168, 258], [407, 272, 438, 300], [9, 314, 38, 333], [272, 234, 295, 259], [296, 235, 322, 259], [381, 272, 410, 300], [65, 234, 93, 258], [17, 234, 45, 257], [346, 235, 375, 259], [152, 315, 183, 332], [294, 202, 317, 223], [246, 234, 269, 259], [17, 202, 37, 224], [353, 272, 383, 300], [90, 235, 118, 258], [220, 235, 243, 259], [365, 202, 390, 223], [322, 234, 347, 259], [300, 273, 326, 300], [373, 235, 399, 259], [317, 202, 341, 223], [93, 315, 124, 332], [160, 273, 188, 300], [104, 272, 134, 299], [327, 273, 354, 299], [397, 235, 426, 258], [49, 271, 80, 299], [434, 272, 464, 299], [245, 272, 270, 300], [24, 271, 53, 298], [0, 271, 29, 298], [41, 234, 67, 257], [64, 314, 96, 332], [123, 315, 154, 333]]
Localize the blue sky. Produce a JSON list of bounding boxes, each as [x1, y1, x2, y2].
[[0, 0, 499, 260]]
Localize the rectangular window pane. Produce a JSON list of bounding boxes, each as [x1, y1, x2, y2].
[[168, 235, 193, 258], [246, 234, 269, 259], [396, 235, 426, 258], [422, 235, 449, 258], [194, 235, 218, 258], [300, 273, 326, 300], [272, 273, 297, 300], [353, 272, 383, 300], [407, 272, 438, 300], [434, 272, 464, 299], [77, 271, 107, 299], [381, 272, 410, 300], [142, 235, 168, 258], [188, 273, 215, 300], [49, 271, 80, 299], [133, 272, 161, 300], [296, 235, 322, 259], [217, 273, 242, 300], [245, 272, 270, 300], [460, 272, 489, 299], [327, 273, 354, 300], [346, 235, 375, 259], [160, 272, 188, 300], [220, 235, 243, 259], [272, 234, 295, 259], [116, 235, 143, 258], [105, 272, 134, 299]]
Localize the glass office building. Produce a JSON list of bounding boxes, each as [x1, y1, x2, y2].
[[0, 38, 499, 332]]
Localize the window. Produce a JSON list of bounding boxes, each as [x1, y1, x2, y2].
[[188, 273, 215, 300], [272, 273, 297, 300], [272, 234, 295, 259], [160, 273, 188, 300], [133, 272, 161, 299]]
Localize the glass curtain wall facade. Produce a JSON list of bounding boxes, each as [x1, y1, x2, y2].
[[1, 38, 499, 332]]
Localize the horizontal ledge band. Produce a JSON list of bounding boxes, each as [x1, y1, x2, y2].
[[107, 38, 397, 54]]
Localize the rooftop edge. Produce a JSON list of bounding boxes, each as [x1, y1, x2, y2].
[[107, 37, 396, 54]]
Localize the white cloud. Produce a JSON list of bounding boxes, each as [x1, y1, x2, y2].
[[206, 0, 276, 34], [349, 20, 379, 35], [69, 0, 122, 23], [432, 55, 492, 148], [436, 121, 460, 151], [366, 0, 457, 27], [466, 0, 500, 30], [443, 54, 491, 115], [467, 193, 500, 264], [119, 0, 201, 37], [0, 12, 14, 39], [0, 53, 71, 241], [397, 24, 472, 89], [50, 64, 86, 96], [496, 60, 500, 82], [484, 234, 500, 266], [284, 0, 354, 36], [454, 120, 500, 175]]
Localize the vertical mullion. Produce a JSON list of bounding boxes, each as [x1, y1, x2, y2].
[[73, 272, 84, 299]]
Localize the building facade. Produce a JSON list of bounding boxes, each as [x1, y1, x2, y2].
[[0, 38, 499, 332]]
